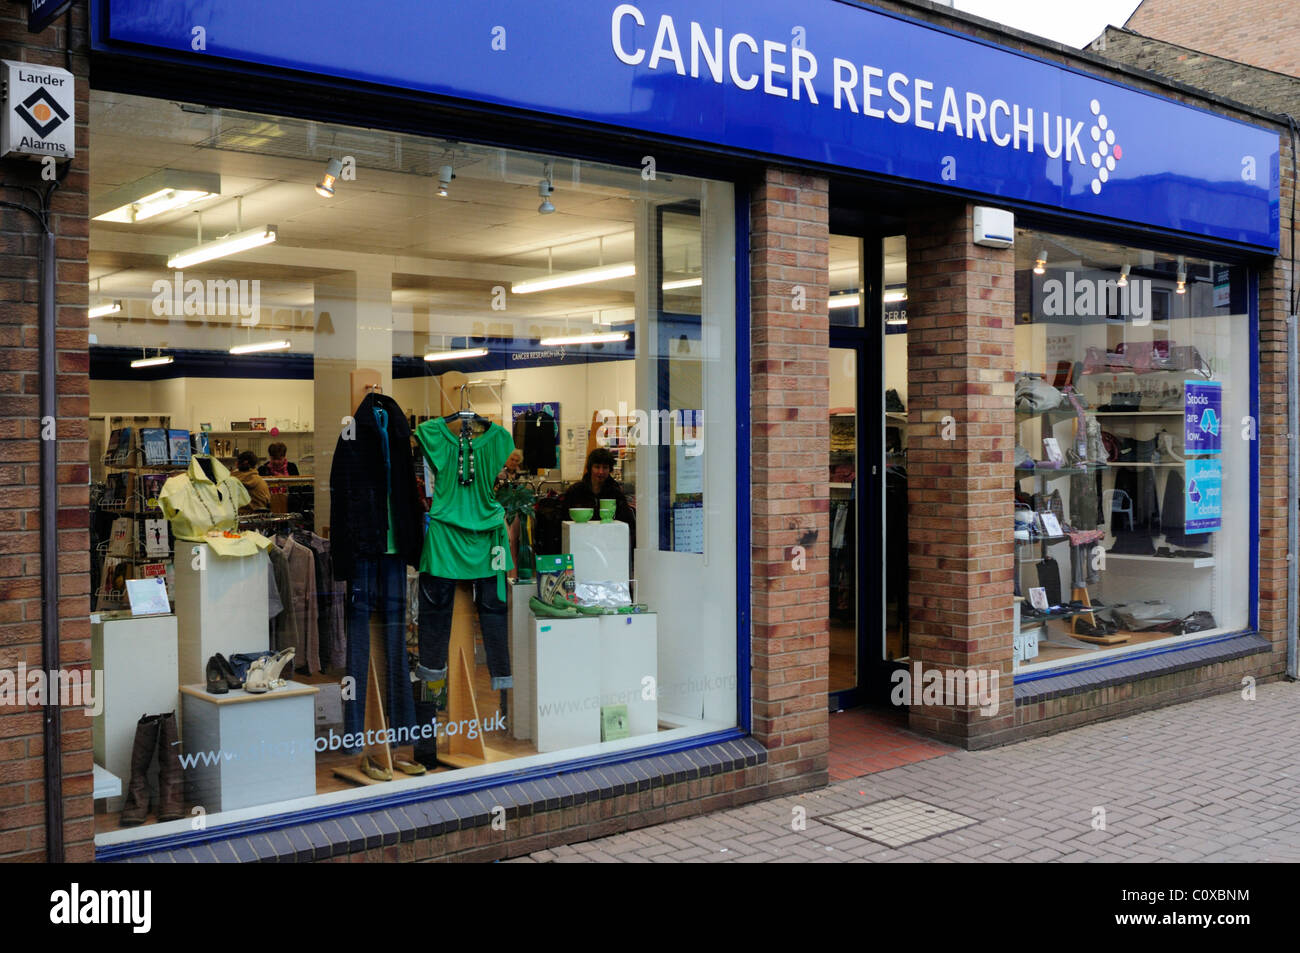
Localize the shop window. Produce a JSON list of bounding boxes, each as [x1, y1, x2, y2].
[[87, 91, 738, 844], [1012, 230, 1251, 672]]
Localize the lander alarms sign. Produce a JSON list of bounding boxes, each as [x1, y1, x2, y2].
[[2, 60, 75, 160]]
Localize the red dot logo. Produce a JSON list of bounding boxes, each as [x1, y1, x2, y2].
[[1113, 145, 1122, 160]]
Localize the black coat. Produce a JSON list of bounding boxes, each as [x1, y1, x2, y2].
[[329, 393, 423, 580]]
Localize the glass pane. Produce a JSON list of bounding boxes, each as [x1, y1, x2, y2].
[[1012, 231, 1249, 670], [883, 235, 909, 661], [829, 348, 857, 692], [829, 233, 864, 327]]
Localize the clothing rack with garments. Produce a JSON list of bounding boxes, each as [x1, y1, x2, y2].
[[240, 514, 346, 673]]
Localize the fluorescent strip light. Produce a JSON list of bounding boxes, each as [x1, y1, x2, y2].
[[662, 277, 702, 291], [424, 347, 489, 362], [512, 263, 635, 295], [828, 294, 860, 310], [229, 340, 292, 355], [130, 355, 174, 368], [168, 225, 277, 269], [539, 332, 629, 347], [88, 301, 122, 319], [93, 170, 221, 223], [883, 290, 908, 303]]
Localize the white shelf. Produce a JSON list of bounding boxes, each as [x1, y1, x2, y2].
[[1106, 553, 1215, 568]]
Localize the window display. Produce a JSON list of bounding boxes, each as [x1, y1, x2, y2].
[[88, 91, 737, 842], [1012, 231, 1251, 670]]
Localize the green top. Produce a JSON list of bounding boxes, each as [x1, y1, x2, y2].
[[414, 417, 515, 599]]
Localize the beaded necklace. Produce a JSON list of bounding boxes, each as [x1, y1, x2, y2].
[[456, 418, 476, 486]]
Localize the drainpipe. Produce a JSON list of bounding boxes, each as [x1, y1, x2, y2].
[[2, 178, 64, 861], [40, 221, 62, 860]]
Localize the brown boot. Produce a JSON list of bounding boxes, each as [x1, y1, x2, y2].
[[156, 711, 184, 822], [119, 714, 160, 826]]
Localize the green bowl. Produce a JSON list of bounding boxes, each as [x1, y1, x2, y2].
[[569, 508, 594, 523]]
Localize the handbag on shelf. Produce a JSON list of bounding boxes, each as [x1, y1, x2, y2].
[[1036, 557, 1063, 608]]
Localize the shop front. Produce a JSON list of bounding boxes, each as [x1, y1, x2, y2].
[[0, 0, 1288, 862]]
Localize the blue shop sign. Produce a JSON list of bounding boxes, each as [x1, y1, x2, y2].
[[30, 0, 72, 33], [1184, 380, 1222, 455], [95, 0, 1280, 249]]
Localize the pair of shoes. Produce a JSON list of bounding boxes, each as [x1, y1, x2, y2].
[[359, 753, 392, 782], [119, 712, 184, 826], [391, 760, 427, 776], [244, 648, 294, 693], [205, 653, 242, 693]]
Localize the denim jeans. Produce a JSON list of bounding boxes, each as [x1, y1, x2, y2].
[[416, 574, 512, 690], [345, 555, 416, 744]]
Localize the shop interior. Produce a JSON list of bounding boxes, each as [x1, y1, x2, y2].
[[88, 91, 737, 838]]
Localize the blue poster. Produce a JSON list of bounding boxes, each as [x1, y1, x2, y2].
[[1184, 457, 1222, 533], [1184, 381, 1222, 455]]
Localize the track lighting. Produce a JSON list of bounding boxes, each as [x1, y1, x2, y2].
[[437, 164, 455, 198], [1118, 264, 1131, 288], [538, 178, 555, 214], [1175, 256, 1187, 295], [1033, 250, 1047, 275], [315, 158, 344, 198]]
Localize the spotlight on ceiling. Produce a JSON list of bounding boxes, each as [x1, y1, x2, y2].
[[315, 157, 344, 198], [1118, 264, 1131, 288], [538, 178, 555, 215], [1033, 250, 1047, 276], [1176, 256, 1187, 295], [437, 164, 455, 198]]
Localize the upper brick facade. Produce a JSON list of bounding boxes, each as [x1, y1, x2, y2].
[[1122, 0, 1300, 78]]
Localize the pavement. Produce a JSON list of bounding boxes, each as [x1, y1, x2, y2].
[[511, 680, 1300, 862]]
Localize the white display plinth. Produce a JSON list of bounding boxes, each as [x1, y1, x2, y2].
[[532, 616, 600, 753], [562, 520, 630, 585], [174, 546, 270, 687], [508, 581, 535, 742], [91, 613, 179, 814], [598, 613, 658, 738], [180, 682, 318, 813]]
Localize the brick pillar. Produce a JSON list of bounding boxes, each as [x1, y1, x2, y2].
[[1256, 133, 1294, 663], [904, 203, 1017, 747], [749, 168, 830, 794], [0, 3, 93, 861]]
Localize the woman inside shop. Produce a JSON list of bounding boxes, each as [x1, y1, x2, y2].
[[563, 447, 634, 529], [234, 450, 271, 512], [258, 441, 300, 477]]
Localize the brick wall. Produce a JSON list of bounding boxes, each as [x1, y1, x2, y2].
[[903, 203, 1017, 746], [748, 168, 831, 795], [0, 1, 93, 862], [1123, 0, 1300, 77]]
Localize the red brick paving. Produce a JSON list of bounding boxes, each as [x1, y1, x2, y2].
[[828, 706, 956, 781]]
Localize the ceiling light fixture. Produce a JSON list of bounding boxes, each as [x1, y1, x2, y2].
[[131, 350, 174, 369], [539, 331, 629, 347], [1175, 257, 1187, 295], [662, 277, 703, 291], [168, 224, 278, 269], [437, 164, 455, 198], [828, 293, 860, 310], [89, 301, 123, 319], [1118, 264, 1131, 287], [512, 262, 636, 295], [315, 158, 344, 198], [229, 339, 292, 355], [92, 169, 221, 223], [1033, 250, 1047, 275], [883, 289, 908, 303], [423, 347, 489, 362], [538, 162, 556, 214]]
